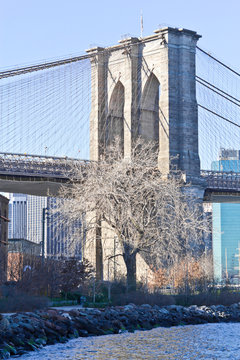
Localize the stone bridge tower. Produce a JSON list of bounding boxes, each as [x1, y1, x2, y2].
[[87, 27, 201, 179], [86, 27, 202, 279]]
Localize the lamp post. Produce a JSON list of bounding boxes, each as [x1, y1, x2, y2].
[[42, 207, 47, 264]]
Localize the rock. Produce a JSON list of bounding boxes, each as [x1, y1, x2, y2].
[[158, 308, 169, 315], [26, 342, 38, 351], [140, 304, 152, 309], [17, 348, 28, 356], [59, 336, 68, 343], [199, 306, 210, 312], [76, 311, 88, 317], [212, 305, 226, 313], [0, 349, 10, 359], [86, 309, 102, 316], [104, 308, 119, 319], [62, 313, 72, 320], [74, 317, 104, 336], [118, 316, 129, 326], [2, 343, 16, 356], [73, 317, 88, 329], [97, 319, 112, 331], [2, 302, 240, 358], [124, 304, 136, 311], [69, 310, 80, 317], [230, 303, 239, 310], [138, 319, 151, 329], [35, 337, 47, 346], [0, 319, 10, 332], [210, 305, 217, 312], [78, 329, 88, 337], [47, 338, 57, 345], [47, 310, 58, 316], [111, 319, 123, 331], [43, 326, 60, 340], [18, 322, 35, 333], [26, 312, 41, 319], [126, 317, 138, 327]]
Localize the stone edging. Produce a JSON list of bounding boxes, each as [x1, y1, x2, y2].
[[1, 303, 240, 358]]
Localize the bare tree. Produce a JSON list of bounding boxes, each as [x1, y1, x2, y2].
[[58, 139, 209, 290], [149, 253, 214, 294]]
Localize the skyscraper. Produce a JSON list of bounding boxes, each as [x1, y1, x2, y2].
[[8, 193, 84, 259], [27, 195, 47, 244], [46, 197, 84, 259], [212, 149, 240, 283], [8, 193, 27, 239]]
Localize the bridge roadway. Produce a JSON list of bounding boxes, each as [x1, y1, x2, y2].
[[0, 152, 88, 196], [1, 152, 240, 202]]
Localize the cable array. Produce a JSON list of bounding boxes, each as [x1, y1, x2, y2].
[[0, 59, 91, 159], [2, 43, 240, 171], [0, 44, 159, 162], [196, 47, 240, 170]]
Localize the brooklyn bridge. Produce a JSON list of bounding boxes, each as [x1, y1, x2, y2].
[[1, 27, 240, 203]]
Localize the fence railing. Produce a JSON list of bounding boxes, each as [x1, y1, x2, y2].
[[0, 152, 89, 178], [200, 170, 240, 191]]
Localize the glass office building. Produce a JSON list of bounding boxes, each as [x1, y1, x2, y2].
[[8, 193, 84, 258], [46, 197, 84, 258], [212, 149, 240, 283], [8, 194, 27, 239], [27, 195, 47, 244]]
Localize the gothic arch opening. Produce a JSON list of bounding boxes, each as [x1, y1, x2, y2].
[[105, 81, 124, 153], [139, 73, 160, 144]]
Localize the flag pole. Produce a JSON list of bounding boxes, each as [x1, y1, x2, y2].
[[140, 10, 143, 38]]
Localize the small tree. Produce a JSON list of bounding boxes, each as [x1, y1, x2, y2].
[[58, 139, 208, 290], [58, 257, 94, 298]]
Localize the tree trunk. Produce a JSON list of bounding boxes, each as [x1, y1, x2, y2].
[[124, 252, 137, 292]]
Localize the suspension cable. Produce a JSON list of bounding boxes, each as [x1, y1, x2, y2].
[[198, 104, 240, 128], [0, 54, 92, 79], [196, 76, 240, 104], [197, 46, 240, 78], [196, 78, 240, 108]]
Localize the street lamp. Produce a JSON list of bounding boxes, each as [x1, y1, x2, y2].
[[42, 207, 48, 264]]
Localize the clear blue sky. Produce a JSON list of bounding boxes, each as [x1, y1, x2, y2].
[[1, 0, 240, 70]]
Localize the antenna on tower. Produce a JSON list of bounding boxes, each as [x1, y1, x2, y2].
[[140, 10, 143, 38]]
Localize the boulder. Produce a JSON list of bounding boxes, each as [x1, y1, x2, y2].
[[0, 319, 10, 332], [140, 304, 152, 309], [69, 310, 80, 317]]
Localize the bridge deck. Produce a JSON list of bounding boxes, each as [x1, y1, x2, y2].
[[1, 153, 240, 200]]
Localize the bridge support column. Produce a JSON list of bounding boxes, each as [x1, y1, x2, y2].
[[156, 28, 201, 180], [86, 39, 141, 278], [87, 47, 108, 161], [86, 27, 203, 280], [85, 47, 107, 279]]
